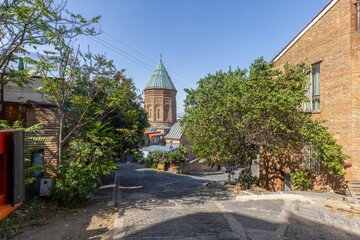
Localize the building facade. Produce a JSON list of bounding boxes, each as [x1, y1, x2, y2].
[[144, 58, 177, 127], [1, 75, 60, 181], [271, 0, 360, 192]]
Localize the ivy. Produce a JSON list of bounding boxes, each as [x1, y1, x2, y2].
[[291, 170, 311, 190]]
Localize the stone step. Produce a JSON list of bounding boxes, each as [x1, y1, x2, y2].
[[348, 181, 360, 205]]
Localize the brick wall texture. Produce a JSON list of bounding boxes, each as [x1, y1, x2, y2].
[[275, 0, 360, 181], [144, 88, 177, 127], [25, 106, 60, 178]]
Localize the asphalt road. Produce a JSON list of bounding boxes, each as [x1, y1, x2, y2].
[[114, 163, 360, 240]]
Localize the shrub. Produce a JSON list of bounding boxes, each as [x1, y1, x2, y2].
[[51, 140, 116, 206], [52, 159, 116, 205], [291, 170, 311, 190]]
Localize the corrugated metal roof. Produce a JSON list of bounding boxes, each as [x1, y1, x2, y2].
[[144, 58, 176, 90], [140, 145, 175, 153], [155, 124, 171, 130], [164, 121, 183, 140]]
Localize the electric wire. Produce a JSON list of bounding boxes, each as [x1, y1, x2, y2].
[[101, 32, 193, 88], [87, 35, 193, 89]]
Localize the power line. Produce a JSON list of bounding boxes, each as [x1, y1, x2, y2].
[[104, 32, 157, 64], [86, 35, 154, 72], [87, 35, 193, 89], [102, 31, 193, 87]]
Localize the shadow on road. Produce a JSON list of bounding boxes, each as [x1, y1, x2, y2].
[[118, 163, 232, 211], [122, 211, 360, 240]]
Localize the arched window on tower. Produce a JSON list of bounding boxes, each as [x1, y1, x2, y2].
[[164, 105, 169, 120], [147, 106, 152, 120], [155, 106, 161, 120]]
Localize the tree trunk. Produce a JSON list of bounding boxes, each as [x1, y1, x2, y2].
[[237, 156, 252, 189], [58, 110, 63, 166]]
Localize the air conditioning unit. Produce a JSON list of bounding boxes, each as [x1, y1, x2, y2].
[[39, 178, 52, 196]]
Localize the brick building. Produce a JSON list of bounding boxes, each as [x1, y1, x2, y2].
[[142, 58, 217, 173], [144, 57, 177, 127], [270, 0, 360, 195], [1, 75, 60, 188]]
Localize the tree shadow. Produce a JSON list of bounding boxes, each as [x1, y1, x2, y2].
[[115, 163, 360, 240], [12, 170, 117, 240], [117, 163, 233, 211], [120, 211, 360, 240], [259, 153, 348, 192]]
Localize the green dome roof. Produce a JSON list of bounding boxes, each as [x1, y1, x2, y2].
[[144, 58, 176, 90]]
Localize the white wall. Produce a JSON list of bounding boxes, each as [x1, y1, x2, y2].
[[4, 77, 47, 103]]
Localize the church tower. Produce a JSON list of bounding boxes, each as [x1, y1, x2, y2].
[[144, 57, 177, 127]]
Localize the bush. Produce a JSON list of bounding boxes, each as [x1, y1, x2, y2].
[[244, 171, 259, 187], [51, 139, 116, 206], [145, 151, 163, 168], [291, 170, 311, 190], [52, 159, 116, 206]]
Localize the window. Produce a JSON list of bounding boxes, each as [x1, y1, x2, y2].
[[311, 64, 320, 111], [148, 109, 152, 119], [302, 144, 320, 172], [3, 104, 25, 124], [303, 63, 320, 112], [164, 106, 169, 120], [157, 108, 160, 120]]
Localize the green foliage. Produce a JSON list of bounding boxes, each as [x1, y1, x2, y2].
[[0, 0, 100, 83], [244, 171, 259, 186], [183, 57, 347, 188], [145, 151, 164, 167], [144, 147, 186, 169], [168, 147, 186, 164], [291, 170, 311, 190], [0, 212, 22, 239], [301, 121, 347, 176], [52, 159, 116, 205], [52, 139, 116, 205]]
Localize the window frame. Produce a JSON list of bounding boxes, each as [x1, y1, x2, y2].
[[164, 105, 169, 120], [311, 64, 320, 111], [302, 144, 321, 173], [303, 63, 321, 112]]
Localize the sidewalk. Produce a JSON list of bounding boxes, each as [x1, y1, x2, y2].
[[232, 189, 360, 238]]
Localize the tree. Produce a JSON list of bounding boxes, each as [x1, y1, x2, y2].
[[0, 0, 100, 73], [182, 58, 347, 189], [37, 49, 149, 204], [0, 0, 100, 118]]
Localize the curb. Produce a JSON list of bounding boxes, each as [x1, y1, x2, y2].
[[235, 193, 315, 203]]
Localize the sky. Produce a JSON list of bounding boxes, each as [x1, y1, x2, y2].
[[64, 0, 330, 114]]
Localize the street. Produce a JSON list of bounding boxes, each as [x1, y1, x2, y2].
[[113, 163, 360, 240]]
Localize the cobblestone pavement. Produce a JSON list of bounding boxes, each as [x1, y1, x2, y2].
[[113, 163, 360, 240]]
